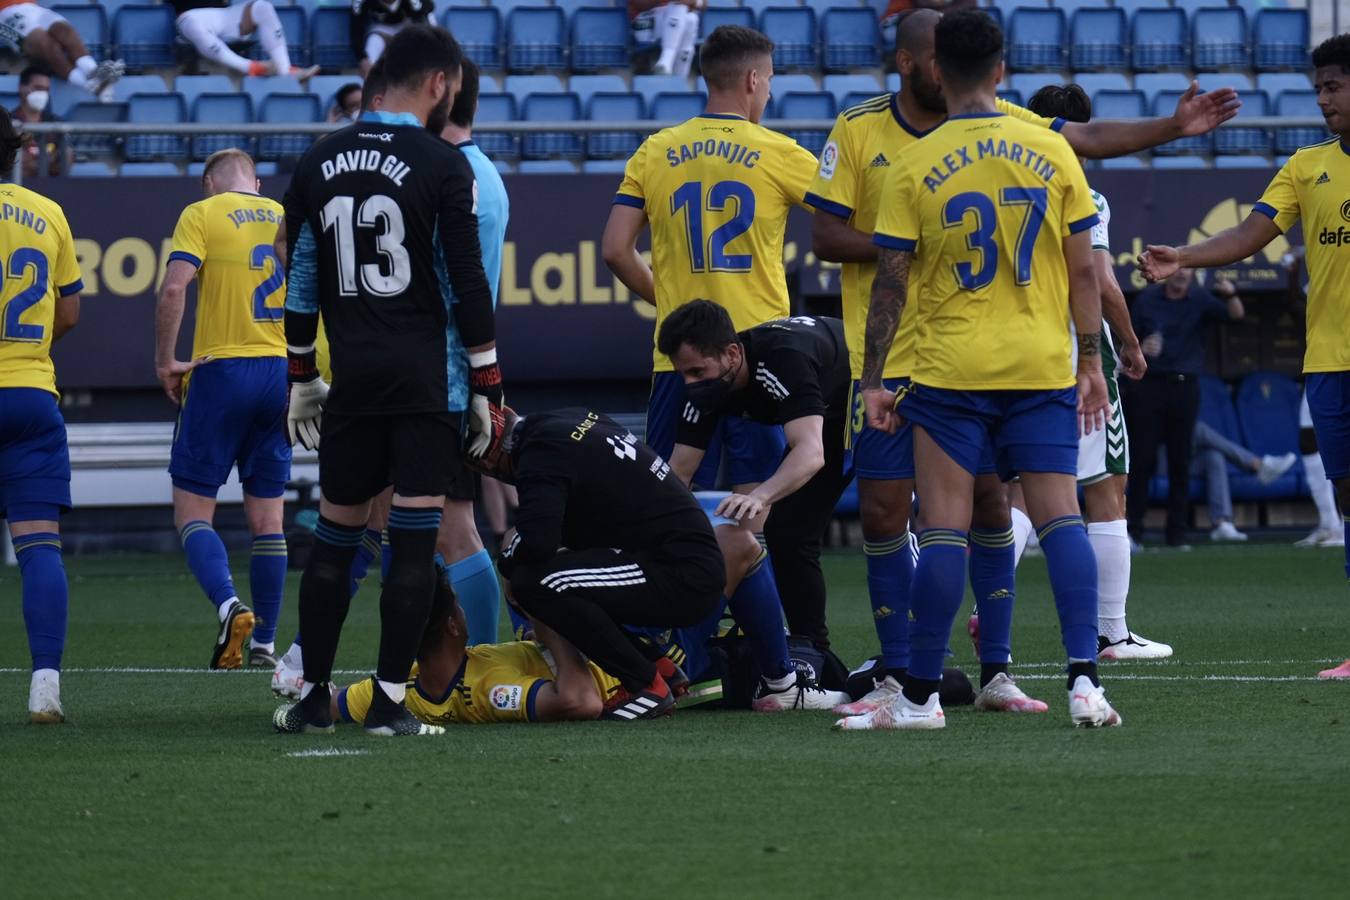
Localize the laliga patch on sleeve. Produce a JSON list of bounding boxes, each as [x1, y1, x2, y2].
[[490, 684, 523, 711], [819, 141, 839, 180]]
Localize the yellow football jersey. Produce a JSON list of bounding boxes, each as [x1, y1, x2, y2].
[[873, 111, 1098, 391], [1253, 138, 1350, 374], [615, 114, 818, 371], [337, 642, 622, 726], [167, 191, 286, 361], [0, 183, 83, 398], [806, 96, 1062, 380]]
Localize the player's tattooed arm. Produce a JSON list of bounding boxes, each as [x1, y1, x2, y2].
[[860, 248, 910, 390], [1077, 330, 1102, 358]]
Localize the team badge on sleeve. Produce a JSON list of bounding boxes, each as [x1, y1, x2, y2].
[[819, 142, 839, 180], [490, 684, 523, 711]]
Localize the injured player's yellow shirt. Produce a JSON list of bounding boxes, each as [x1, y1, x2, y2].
[[336, 642, 623, 725]]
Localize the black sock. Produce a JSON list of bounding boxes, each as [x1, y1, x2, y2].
[[376, 507, 441, 685], [980, 662, 1009, 689], [1067, 661, 1100, 689], [299, 517, 365, 685], [902, 676, 941, 706]]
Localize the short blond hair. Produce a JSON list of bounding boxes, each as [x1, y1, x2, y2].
[[202, 147, 256, 183]]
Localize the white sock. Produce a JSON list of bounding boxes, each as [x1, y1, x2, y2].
[[281, 642, 303, 670], [76, 56, 97, 76], [68, 68, 91, 90], [32, 668, 59, 688], [250, 639, 276, 654], [378, 678, 406, 704], [1304, 452, 1340, 531], [765, 671, 795, 692], [217, 597, 240, 623], [250, 0, 292, 73], [672, 11, 699, 76], [1088, 519, 1131, 642], [178, 10, 254, 75], [1010, 506, 1034, 565]]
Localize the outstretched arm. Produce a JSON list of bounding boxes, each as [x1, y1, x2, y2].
[[1061, 82, 1240, 159], [1137, 213, 1282, 282]]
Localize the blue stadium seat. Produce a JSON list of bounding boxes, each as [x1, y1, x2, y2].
[[307, 75, 363, 112], [1070, 8, 1126, 72], [742, 0, 793, 14], [475, 93, 519, 159], [1131, 8, 1187, 72], [0, 75, 15, 94], [1092, 89, 1146, 120], [820, 7, 881, 72], [1111, 0, 1164, 16], [1191, 7, 1248, 72], [259, 94, 320, 160], [0, 91, 17, 112], [1134, 72, 1192, 105], [174, 75, 237, 111], [837, 91, 887, 114], [507, 7, 566, 72], [310, 7, 356, 70], [1008, 72, 1063, 101], [1253, 8, 1309, 72], [67, 101, 128, 162], [52, 5, 108, 61], [504, 75, 566, 98], [246, 5, 307, 67], [244, 76, 303, 111], [650, 91, 707, 122], [632, 74, 692, 103], [1150, 90, 1211, 155], [191, 93, 254, 160], [774, 91, 833, 155], [699, 6, 754, 41], [760, 6, 817, 72], [110, 75, 168, 103], [553, 0, 621, 13], [586, 92, 644, 159], [1073, 73, 1131, 99], [1196, 72, 1254, 93], [522, 92, 583, 160], [996, 89, 1024, 108], [518, 160, 578, 174], [581, 159, 627, 174], [1256, 73, 1311, 98], [1213, 155, 1273, 169], [1232, 371, 1302, 500], [1274, 90, 1327, 155], [772, 74, 820, 98], [1007, 8, 1065, 71], [1214, 90, 1271, 156], [125, 92, 186, 162], [120, 162, 182, 177], [443, 6, 503, 71], [1099, 156, 1147, 170], [570, 74, 628, 105], [823, 74, 883, 105], [570, 7, 628, 73], [113, 5, 177, 70]]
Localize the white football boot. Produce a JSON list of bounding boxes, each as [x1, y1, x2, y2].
[[1098, 632, 1173, 660], [973, 672, 1049, 713], [834, 691, 945, 731], [1068, 675, 1122, 728], [752, 674, 850, 712], [832, 675, 902, 716], [271, 643, 305, 699], [28, 668, 64, 724]]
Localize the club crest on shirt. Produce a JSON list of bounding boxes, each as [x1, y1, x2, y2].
[[490, 684, 523, 711]]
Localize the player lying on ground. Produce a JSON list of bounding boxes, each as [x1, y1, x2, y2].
[[845, 9, 1119, 731], [332, 574, 623, 728], [1137, 32, 1350, 681], [465, 407, 724, 722], [0, 114, 82, 723], [156, 148, 291, 671], [805, 7, 1240, 713], [172, 1, 318, 80], [0, 2, 122, 98]]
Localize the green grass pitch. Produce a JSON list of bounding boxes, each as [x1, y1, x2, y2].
[[1, 544, 1347, 898]]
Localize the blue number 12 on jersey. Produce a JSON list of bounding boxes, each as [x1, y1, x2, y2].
[[670, 180, 756, 274], [941, 187, 1047, 291]]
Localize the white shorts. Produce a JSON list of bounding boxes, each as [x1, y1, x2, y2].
[[1077, 367, 1128, 484], [176, 4, 249, 43], [364, 22, 408, 63], [632, 5, 691, 47], [0, 4, 66, 50]]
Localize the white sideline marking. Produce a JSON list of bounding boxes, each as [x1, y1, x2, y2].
[[1013, 657, 1343, 669], [285, 748, 369, 758]]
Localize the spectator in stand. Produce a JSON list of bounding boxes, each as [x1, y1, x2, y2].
[[0, 2, 122, 99], [631, 1, 701, 76], [351, 0, 434, 78], [1125, 268, 1245, 546], [173, 2, 317, 80], [11, 65, 69, 179], [326, 82, 363, 124], [1191, 421, 1296, 542]]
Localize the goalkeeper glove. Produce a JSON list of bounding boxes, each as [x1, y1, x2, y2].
[[466, 348, 504, 458], [287, 345, 328, 450]]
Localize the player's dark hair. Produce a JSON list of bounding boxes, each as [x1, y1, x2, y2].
[[382, 23, 463, 92], [362, 57, 387, 111], [0, 114, 23, 178], [700, 25, 774, 91], [19, 64, 52, 86], [335, 82, 361, 108], [657, 300, 740, 358], [419, 576, 459, 657], [1312, 33, 1350, 73], [448, 57, 479, 129], [1027, 83, 1092, 123], [934, 9, 1004, 91]]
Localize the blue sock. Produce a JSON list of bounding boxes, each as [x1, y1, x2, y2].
[[449, 549, 501, 646], [380, 530, 392, 583], [1037, 516, 1099, 662], [1343, 515, 1349, 581], [864, 533, 913, 672], [672, 598, 726, 681], [727, 550, 792, 679], [249, 534, 287, 645], [909, 530, 969, 685], [348, 528, 383, 598], [14, 533, 67, 671], [969, 527, 1015, 665], [180, 520, 237, 610]]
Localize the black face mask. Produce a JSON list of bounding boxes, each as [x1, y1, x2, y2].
[[684, 363, 737, 413]]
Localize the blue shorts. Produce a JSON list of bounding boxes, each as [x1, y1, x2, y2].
[[0, 388, 71, 520], [646, 372, 786, 488], [849, 378, 916, 481], [170, 357, 291, 499], [899, 384, 1078, 481], [1305, 371, 1350, 480]]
